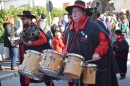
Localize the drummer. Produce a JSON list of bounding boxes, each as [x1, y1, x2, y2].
[[11, 11, 55, 86], [62, 0, 119, 86]]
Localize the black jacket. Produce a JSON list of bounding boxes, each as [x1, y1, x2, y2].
[[3, 23, 17, 48]]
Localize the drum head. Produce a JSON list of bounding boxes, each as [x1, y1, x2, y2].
[[42, 49, 63, 56], [66, 53, 84, 60], [84, 64, 97, 67]]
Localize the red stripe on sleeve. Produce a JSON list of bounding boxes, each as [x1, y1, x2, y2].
[[32, 31, 47, 46], [94, 31, 110, 56]]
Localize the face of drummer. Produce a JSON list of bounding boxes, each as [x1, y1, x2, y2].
[[71, 7, 86, 23], [21, 17, 32, 27]]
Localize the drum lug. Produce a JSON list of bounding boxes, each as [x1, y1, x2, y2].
[[80, 61, 83, 66], [74, 59, 78, 64], [60, 58, 62, 61], [43, 56, 47, 60], [90, 68, 92, 74], [23, 65, 26, 69], [67, 58, 70, 62], [64, 58, 67, 62], [37, 56, 40, 60], [32, 67, 35, 72], [47, 62, 50, 66], [39, 62, 42, 67], [27, 54, 30, 57], [50, 54, 56, 62], [57, 65, 60, 69]]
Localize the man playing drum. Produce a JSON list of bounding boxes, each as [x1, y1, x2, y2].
[[62, 0, 119, 86], [11, 11, 55, 86]]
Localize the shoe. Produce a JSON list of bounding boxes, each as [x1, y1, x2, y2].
[[0, 66, 5, 70], [11, 66, 18, 70]]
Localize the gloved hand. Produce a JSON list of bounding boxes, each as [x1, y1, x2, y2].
[[92, 53, 101, 61]]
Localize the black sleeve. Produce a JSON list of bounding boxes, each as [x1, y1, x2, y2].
[[5, 24, 17, 37]]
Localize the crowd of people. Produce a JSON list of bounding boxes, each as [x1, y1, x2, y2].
[[0, 0, 130, 86]]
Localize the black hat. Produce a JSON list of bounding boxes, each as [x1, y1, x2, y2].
[[17, 11, 36, 18], [115, 30, 122, 35], [41, 13, 46, 19], [86, 8, 100, 17], [65, 0, 92, 16]]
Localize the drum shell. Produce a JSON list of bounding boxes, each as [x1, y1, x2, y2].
[[83, 64, 97, 84], [63, 54, 84, 79], [39, 49, 64, 75], [19, 50, 44, 80]]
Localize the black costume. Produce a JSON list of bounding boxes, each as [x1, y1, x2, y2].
[[64, 19, 119, 86], [113, 34, 129, 79]]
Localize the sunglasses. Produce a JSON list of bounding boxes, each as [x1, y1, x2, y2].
[[21, 17, 27, 20]]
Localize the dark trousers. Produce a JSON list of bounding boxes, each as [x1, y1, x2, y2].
[[21, 81, 55, 86]]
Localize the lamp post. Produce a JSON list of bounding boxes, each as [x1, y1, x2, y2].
[[46, 0, 53, 25]]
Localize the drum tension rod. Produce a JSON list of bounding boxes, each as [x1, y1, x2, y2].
[[50, 54, 56, 62]]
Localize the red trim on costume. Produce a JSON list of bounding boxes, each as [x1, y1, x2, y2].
[[94, 31, 110, 56], [74, 4, 86, 9], [119, 72, 126, 74], [68, 82, 74, 86], [25, 77, 30, 84], [94, 18, 98, 22], [19, 43, 24, 61], [70, 16, 88, 31], [32, 31, 47, 46]]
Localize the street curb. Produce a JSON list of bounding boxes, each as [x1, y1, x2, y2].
[[0, 72, 19, 81]]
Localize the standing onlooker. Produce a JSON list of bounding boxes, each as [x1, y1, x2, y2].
[[113, 30, 129, 79], [0, 64, 5, 70], [39, 13, 53, 40], [122, 14, 129, 37], [51, 16, 61, 37], [52, 32, 64, 52], [3, 16, 19, 70]]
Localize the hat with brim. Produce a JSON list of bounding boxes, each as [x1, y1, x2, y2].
[[65, 1, 93, 16], [17, 11, 36, 18], [115, 30, 122, 35]]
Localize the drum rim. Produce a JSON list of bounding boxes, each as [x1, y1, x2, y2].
[[38, 67, 59, 76], [18, 70, 43, 81], [83, 64, 97, 67], [66, 53, 84, 59], [26, 50, 42, 54], [42, 49, 63, 56]]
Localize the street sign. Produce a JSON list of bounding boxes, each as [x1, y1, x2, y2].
[[46, 0, 53, 12]]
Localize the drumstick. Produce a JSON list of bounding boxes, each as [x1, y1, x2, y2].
[[65, 33, 70, 52], [86, 60, 93, 63]]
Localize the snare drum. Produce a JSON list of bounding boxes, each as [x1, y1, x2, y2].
[[18, 50, 44, 81], [63, 53, 84, 79], [83, 64, 97, 84], [38, 49, 64, 76]]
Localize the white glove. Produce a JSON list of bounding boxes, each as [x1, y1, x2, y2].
[[92, 53, 101, 61]]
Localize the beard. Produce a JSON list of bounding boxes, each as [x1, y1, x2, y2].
[[23, 24, 29, 28]]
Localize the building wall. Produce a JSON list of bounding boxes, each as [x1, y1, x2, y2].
[[3, 0, 94, 9], [3, 0, 29, 9]]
